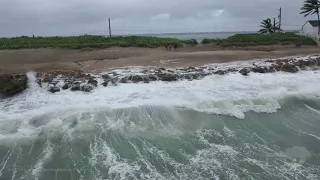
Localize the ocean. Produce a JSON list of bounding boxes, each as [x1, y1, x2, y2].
[[135, 30, 299, 42], [150, 32, 240, 41], [1, 65, 320, 180]]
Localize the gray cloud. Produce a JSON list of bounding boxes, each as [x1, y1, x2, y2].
[[0, 0, 310, 37]]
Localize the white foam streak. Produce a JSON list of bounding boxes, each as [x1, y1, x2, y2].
[[1, 67, 320, 139]]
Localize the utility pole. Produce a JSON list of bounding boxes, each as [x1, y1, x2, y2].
[[274, 18, 276, 33], [108, 18, 112, 37], [278, 7, 282, 32]]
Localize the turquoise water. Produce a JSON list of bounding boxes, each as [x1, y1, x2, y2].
[[0, 70, 320, 180]]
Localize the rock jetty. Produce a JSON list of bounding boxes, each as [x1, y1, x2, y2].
[[1, 55, 319, 97]]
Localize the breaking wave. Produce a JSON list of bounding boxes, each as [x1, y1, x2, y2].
[[0, 69, 320, 179]]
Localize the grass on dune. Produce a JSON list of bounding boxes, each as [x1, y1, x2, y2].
[[200, 33, 316, 47], [0, 35, 183, 49]]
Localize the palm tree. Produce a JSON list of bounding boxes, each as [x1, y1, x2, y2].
[[259, 18, 276, 34], [301, 0, 320, 35]]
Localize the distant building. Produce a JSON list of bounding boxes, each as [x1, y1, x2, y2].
[[301, 20, 320, 37]]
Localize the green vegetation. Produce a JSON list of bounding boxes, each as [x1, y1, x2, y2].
[[258, 18, 280, 34], [198, 33, 317, 47], [0, 35, 183, 49]]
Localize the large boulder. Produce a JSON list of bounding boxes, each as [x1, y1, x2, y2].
[[111, 77, 119, 85], [143, 76, 150, 83], [251, 66, 268, 73], [87, 78, 98, 87], [71, 84, 81, 91], [62, 83, 72, 90], [48, 86, 60, 93], [281, 63, 299, 73], [102, 81, 109, 87], [119, 76, 129, 83], [183, 74, 194, 81], [239, 68, 250, 76], [0, 74, 28, 96], [156, 73, 179, 82], [130, 75, 143, 83], [101, 74, 110, 80], [213, 70, 227, 75], [81, 84, 93, 92], [148, 74, 158, 81]]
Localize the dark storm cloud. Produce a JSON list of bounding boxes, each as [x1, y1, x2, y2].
[[0, 0, 309, 37]]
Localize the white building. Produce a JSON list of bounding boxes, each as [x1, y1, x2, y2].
[[301, 20, 320, 38]]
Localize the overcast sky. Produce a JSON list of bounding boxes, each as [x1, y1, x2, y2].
[[0, 0, 313, 37]]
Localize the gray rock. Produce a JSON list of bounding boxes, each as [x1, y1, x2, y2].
[[71, 84, 81, 91], [87, 78, 98, 87], [140, 69, 149, 73], [252, 66, 268, 73], [156, 73, 179, 82], [102, 74, 110, 80], [119, 77, 129, 83], [0, 74, 28, 96], [188, 66, 196, 70], [281, 63, 299, 73], [143, 76, 150, 83], [192, 73, 203, 80], [62, 83, 72, 90], [195, 68, 204, 72], [184, 74, 193, 81], [36, 79, 42, 87], [111, 77, 119, 84], [64, 78, 74, 83], [213, 70, 226, 75], [227, 68, 238, 73], [268, 67, 277, 73], [199, 71, 211, 77], [81, 84, 93, 92], [73, 81, 82, 85], [239, 68, 250, 76], [148, 74, 158, 81], [112, 72, 120, 76], [102, 81, 108, 87], [50, 81, 59, 86], [131, 75, 143, 83], [48, 86, 60, 93]]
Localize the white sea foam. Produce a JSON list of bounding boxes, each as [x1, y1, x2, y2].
[[0, 61, 320, 140]]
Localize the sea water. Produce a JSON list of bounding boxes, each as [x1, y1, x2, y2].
[[0, 66, 320, 180]]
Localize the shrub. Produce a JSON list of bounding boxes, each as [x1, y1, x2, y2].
[[201, 38, 212, 44]]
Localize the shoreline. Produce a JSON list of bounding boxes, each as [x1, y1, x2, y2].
[[0, 45, 319, 74], [1, 54, 319, 97]]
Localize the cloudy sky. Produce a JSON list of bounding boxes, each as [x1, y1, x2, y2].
[[0, 0, 313, 37]]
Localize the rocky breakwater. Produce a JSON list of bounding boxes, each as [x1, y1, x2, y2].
[[2, 55, 320, 96], [35, 55, 320, 93], [0, 73, 28, 97]]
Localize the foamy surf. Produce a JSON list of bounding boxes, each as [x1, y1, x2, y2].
[[0, 61, 320, 179]]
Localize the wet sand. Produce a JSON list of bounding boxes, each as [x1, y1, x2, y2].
[[0, 45, 319, 74]]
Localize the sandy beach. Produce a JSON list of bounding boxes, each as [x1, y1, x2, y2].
[[0, 45, 319, 74]]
